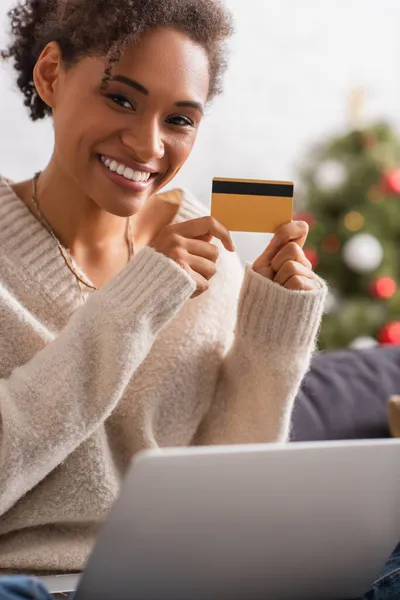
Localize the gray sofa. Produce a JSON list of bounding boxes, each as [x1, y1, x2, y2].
[[292, 346, 400, 441]]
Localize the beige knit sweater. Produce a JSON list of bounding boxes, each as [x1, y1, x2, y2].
[[0, 177, 326, 574]]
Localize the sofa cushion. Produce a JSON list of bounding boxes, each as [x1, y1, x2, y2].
[[291, 346, 400, 441]]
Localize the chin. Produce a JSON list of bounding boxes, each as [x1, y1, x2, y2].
[[93, 153, 168, 209], [97, 192, 148, 218], [89, 162, 169, 216]]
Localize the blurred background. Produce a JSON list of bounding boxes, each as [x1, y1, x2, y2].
[[1, 0, 399, 349]]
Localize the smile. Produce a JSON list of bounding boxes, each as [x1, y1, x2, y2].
[[100, 155, 155, 183]]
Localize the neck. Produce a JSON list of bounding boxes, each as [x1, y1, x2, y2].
[[11, 157, 182, 289], [11, 154, 138, 289], [34, 156, 129, 257]]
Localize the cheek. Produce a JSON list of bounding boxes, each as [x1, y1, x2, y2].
[[53, 97, 118, 162], [159, 133, 197, 191], [168, 132, 198, 170], [52, 110, 78, 168]]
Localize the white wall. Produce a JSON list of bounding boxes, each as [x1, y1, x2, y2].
[[1, 0, 399, 263]]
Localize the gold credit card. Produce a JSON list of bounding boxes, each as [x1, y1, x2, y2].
[[211, 178, 294, 233]]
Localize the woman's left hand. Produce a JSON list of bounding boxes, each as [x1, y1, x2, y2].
[[252, 221, 321, 291]]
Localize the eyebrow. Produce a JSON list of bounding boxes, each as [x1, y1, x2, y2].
[[111, 75, 149, 95], [110, 75, 204, 116], [175, 101, 204, 116]]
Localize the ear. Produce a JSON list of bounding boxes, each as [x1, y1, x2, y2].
[[33, 42, 63, 111]]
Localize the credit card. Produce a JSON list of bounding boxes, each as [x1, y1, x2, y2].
[[211, 178, 294, 233]]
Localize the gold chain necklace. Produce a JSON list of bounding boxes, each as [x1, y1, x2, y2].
[[31, 172, 135, 299]]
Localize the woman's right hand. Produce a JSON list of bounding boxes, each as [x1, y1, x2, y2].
[[150, 216, 235, 298]]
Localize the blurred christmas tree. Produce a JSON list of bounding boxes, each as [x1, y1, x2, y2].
[[297, 121, 400, 351]]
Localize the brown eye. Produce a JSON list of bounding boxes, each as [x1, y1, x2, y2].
[[107, 94, 135, 110], [166, 115, 194, 127]]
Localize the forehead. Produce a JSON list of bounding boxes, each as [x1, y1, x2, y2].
[[114, 27, 210, 101]]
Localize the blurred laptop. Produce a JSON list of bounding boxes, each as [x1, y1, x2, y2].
[[39, 439, 400, 600]]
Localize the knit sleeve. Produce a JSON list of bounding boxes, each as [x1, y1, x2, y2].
[[193, 262, 327, 445], [0, 246, 195, 516]]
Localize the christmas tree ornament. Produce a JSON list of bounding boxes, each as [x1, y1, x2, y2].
[[370, 276, 397, 300], [368, 186, 384, 204], [378, 322, 400, 345], [303, 247, 318, 269], [382, 169, 400, 195], [315, 160, 347, 191], [322, 234, 341, 254], [342, 233, 383, 273], [349, 336, 378, 350], [344, 211, 364, 232]]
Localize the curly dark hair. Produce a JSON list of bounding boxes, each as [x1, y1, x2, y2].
[[1, 0, 234, 121]]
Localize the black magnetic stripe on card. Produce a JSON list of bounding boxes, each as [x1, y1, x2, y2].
[[212, 180, 294, 197]]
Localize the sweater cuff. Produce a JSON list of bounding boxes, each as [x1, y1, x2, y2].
[[236, 264, 328, 352], [95, 245, 196, 326]]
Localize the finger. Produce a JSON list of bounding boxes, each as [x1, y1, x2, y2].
[[185, 267, 208, 299], [284, 275, 322, 291], [273, 261, 315, 287], [195, 233, 213, 243], [186, 254, 217, 281], [270, 242, 312, 274], [274, 220, 309, 250], [175, 217, 235, 253], [258, 220, 309, 266], [251, 263, 275, 281], [185, 240, 219, 262]]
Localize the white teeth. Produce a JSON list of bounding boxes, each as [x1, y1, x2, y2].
[[131, 171, 143, 182], [101, 156, 153, 183]]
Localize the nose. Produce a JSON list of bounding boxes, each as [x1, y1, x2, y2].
[[120, 116, 165, 163]]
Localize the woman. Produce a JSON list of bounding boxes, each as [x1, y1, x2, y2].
[[0, 0, 326, 581]]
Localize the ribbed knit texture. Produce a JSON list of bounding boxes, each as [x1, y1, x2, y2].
[[0, 178, 327, 574]]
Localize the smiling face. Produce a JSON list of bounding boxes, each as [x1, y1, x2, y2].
[[37, 28, 210, 216]]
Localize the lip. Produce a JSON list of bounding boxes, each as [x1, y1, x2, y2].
[[100, 153, 159, 174], [98, 155, 159, 192]]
